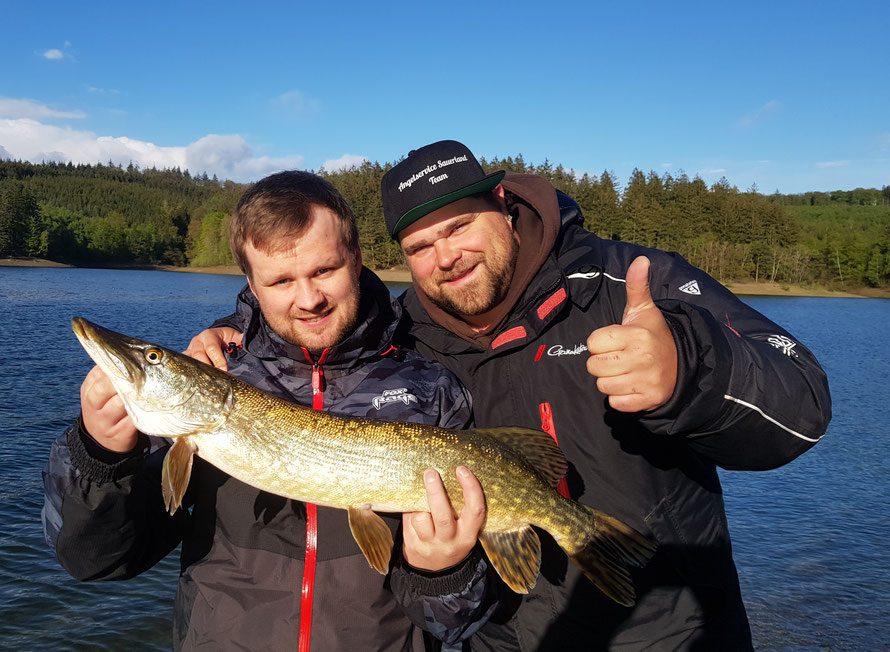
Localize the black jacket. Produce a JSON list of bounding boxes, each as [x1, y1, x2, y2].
[[43, 270, 494, 651], [395, 176, 832, 651]]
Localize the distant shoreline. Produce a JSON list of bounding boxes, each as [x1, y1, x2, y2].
[[3, 256, 888, 298]]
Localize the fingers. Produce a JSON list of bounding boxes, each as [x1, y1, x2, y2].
[[586, 257, 677, 413], [455, 466, 486, 533], [80, 366, 138, 452], [401, 467, 486, 571], [183, 344, 213, 367], [587, 323, 634, 356], [608, 393, 653, 413], [183, 328, 243, 371], [81, 366, 118, 412], [424, 469, 457, 538], [623, 256, 655, 320], [204, 338, 229, 370]]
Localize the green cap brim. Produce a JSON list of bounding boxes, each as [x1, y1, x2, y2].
[[390, 171, 506, 238]]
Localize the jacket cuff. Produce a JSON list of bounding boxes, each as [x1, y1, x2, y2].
[[68, 415, 151, 483], [638, 300, 732, 434], [393, 547, 485, 598]]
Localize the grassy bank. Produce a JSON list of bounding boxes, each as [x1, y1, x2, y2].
[[3, 257, 888, 298]]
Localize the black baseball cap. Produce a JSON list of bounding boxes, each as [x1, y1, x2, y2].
[[381, 140, 505, 238]]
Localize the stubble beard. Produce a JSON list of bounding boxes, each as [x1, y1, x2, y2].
[[265, 288, 361, 353], [422, 235, 519, 318]]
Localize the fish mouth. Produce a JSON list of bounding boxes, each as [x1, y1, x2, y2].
[[71, 317, 139, 384]]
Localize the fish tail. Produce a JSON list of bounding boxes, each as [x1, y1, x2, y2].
[[567, 505, 656, 607]]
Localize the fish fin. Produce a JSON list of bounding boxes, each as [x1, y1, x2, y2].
[[161, 438, 196, 515], [569, 506, 657, 607], [479, 526, 542, 594], [347, 506, 394, 575], [474, 427, 568, 488]]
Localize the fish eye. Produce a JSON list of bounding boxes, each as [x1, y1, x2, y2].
[[145, 348, 163, 365]]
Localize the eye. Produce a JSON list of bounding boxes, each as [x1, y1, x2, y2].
[[407, 243, 430, 257], [145, 348, 163, 365]]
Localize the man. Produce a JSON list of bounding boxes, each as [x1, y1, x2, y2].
[[376, 140, 832, 650], [42, 171, 495, 651]]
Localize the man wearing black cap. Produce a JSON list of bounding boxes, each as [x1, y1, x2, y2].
[[379, 140, 832, 650]]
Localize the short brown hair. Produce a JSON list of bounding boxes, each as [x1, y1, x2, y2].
[[230, 171, 359, 277]]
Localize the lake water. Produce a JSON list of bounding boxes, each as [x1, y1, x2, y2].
[[0, 267, 887, 651]]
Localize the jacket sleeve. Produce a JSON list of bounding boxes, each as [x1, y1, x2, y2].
[[390, 547, 499, 645], [42, 417, 189, 581], [637, 249, 831, 470]]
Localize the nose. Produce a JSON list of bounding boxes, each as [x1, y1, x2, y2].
[[433, 240, 461, 270], [293, 280, 326, 312]]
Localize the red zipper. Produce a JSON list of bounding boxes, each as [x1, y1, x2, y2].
[[298, 501, 317, 652], [298, 347, 330, 652], [539, 402, 571, 498]]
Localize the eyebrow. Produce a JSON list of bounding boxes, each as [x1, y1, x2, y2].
[[404, 213, 478, 251]]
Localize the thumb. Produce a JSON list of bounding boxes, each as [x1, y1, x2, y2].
[[623, 256, 654, 323]]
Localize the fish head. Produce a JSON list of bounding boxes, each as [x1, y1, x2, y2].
[[72, 317, 234, 437]]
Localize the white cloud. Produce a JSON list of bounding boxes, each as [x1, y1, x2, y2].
[[0, 118, 185, 168], [736, 100, 780, 129], [0, 144, 11, 160], [320, 153, 367, 172], [701, 168, 727, 175], [186, 134, 304, 180], [0, 97, 85, 120], [43, 49, 64, 60], [815, 160, 851, 169], [0, 116, 303, 181], [271, 90, 321, 121]]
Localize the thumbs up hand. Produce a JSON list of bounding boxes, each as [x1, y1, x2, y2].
[[586, 256, 678, 412]]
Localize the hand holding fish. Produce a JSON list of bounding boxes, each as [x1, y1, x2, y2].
[[402, 467, 486, 571], [586, 256, 678, 412], [80, 366, 138, 452], [184, 327, 243, 371]]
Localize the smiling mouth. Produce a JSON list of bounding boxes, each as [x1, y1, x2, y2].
[[443, 263, 478, 285], [295, 309, 332, 325]]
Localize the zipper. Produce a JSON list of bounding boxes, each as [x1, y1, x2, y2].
[[539, 402, 571, 498], [297, 347, 330, 652]]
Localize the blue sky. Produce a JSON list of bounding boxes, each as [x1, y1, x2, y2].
[[1, 0, 887, 194]]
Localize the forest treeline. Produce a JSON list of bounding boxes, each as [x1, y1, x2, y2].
[[1, 158, 888, 288]]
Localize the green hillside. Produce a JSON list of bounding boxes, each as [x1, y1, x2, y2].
[[1, 158, 887, 288]]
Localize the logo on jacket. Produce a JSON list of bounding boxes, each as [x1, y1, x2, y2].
[[679, 280, 701, 295], [548, 343, 587, 357], [372, 388, 419, 410], [567, 270, 601, 280], [535, 342, 588, 361], [767, 334, 799, 358]]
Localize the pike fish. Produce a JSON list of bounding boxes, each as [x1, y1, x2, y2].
[[72, 317, 655, 605]]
